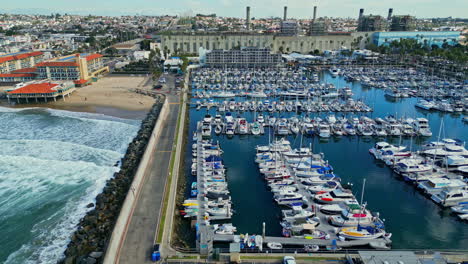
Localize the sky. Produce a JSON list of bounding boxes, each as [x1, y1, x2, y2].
[[1, 0, 467, 18]]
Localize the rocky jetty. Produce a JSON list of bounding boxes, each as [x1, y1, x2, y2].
[[59, 95, 165, 264]]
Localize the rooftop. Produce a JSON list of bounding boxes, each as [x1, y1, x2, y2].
[[7, 82, 60, 94], [0, 51, 43, 64], [36, 61, 79, 67]]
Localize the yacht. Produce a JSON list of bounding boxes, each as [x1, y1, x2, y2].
[[274, 192, 305, 205], [443, 156, 468, 167], [251, 122, 262, 135], [329, 209, 375, 227], [315, 189, 356, 204], [394, 159, 433, 175], [423, 144, 468, 157], [237, 118, 249, 135], [276, 120, 290, 135], [417, 178, 467, 194], [431, 189, 468, 207], [369, 142, 406, 159], [415, 99, 435, 110], [329, 67, 340, 77], [412, 118, 432, 136], [318, 123, 331, 138]]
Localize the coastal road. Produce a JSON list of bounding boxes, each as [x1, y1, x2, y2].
[[118, 74, 180, 264]]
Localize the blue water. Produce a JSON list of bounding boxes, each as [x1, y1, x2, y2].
[[0, 107, 140, 263], [186, 72, 468, 249]]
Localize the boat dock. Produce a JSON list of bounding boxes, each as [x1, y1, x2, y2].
[[213, 234, 391, 248], [191, 124, 234, 255]]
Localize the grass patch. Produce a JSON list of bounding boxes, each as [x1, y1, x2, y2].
[[167, 255, 199, 260], [241, 256, 341, 261], [157, 93, 185, 243]]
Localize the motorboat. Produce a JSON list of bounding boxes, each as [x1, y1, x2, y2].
[[274, 192, 304, 205], [442, 156, 468, 167], [318, 123, 331, 138], [282, 209, 314, 221], [394, 159, 433, 175], [267, 242, 282, 250], [451, 203, 468, 214], [329, 67, 340, 77], [431, 189, 468, 207], [423, 144, 468, 157], [213, 223, 237, 235], [417, 178, 467, 194], [315, 189, 356, 204], [369, 142, 406, 158], [251, 122, 262, 135], [412, 118, 432, 136], [307, 181, 339, 194]]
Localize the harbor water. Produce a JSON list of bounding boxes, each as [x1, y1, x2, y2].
[[186, 71, 468, 249], [0, 107, 140, 263]]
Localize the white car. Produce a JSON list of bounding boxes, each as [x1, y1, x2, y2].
[[283, 256, 296, 264]]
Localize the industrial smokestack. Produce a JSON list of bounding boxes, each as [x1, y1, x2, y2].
[[388, 8, 393, 20], [359, 8, 364, 21], [283, 6, 287, 21], [313, 6, 317, 21], [246, 6, 251, 30]]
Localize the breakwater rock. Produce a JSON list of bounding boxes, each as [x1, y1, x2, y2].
[[59, 95, 165, 264]]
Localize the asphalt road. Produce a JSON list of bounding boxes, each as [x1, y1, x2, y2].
[[118, 74, 180, 264]]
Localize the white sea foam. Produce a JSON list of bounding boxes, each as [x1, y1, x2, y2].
[[1, 155, 117, 264], [0, 139, 122, 167], [0, 108, 140, 263]]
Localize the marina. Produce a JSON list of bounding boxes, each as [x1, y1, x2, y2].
[[183, 66, 468, 253]]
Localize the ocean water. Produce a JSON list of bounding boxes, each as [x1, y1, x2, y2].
[[0, 107, 140, 263], [186, 71, 468, 249]]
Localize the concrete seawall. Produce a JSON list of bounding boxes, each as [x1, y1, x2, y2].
[[103, 97, 170, 264]]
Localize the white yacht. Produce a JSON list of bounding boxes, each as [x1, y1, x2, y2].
[[329, 209, 375, 227], [329, 67, 340, 77], [417, 178, 467, 194], [412, 118, 432, 136], [431, 189, 468, 207], [318, 123, 331, 138], [415, 99, 435, 110], [443, 156, 468, 167], [423, 144, 468, 157], [369, 142, 406, 159], [315, 189, 356, 204], [394, 158, 433, 175]]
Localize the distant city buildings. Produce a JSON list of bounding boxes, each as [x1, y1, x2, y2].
[[373, 31, 461, 47], [279, 20, 298, 36], [390, 15, 416, 31]]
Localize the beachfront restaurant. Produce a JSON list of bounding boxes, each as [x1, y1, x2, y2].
[[6, 81, 76, 104]]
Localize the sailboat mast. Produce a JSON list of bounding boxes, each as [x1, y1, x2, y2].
[[360, 178, 366, 206]]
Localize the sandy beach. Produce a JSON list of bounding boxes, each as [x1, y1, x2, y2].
[[0, 76, 156, 119]]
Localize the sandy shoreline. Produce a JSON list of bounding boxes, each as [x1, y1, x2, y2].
[[0, 76, 156, 119]]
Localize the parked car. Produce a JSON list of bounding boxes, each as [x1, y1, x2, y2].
[[283, 256, 296, 264]]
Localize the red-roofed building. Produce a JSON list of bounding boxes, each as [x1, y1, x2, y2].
[[6, 80, 76, 104], [0, 52, 108, 85], [0, 73, 37, 82], [35, 53, 108, 82], [0, 51, 44, 74], [11, 67, 37, 74]]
